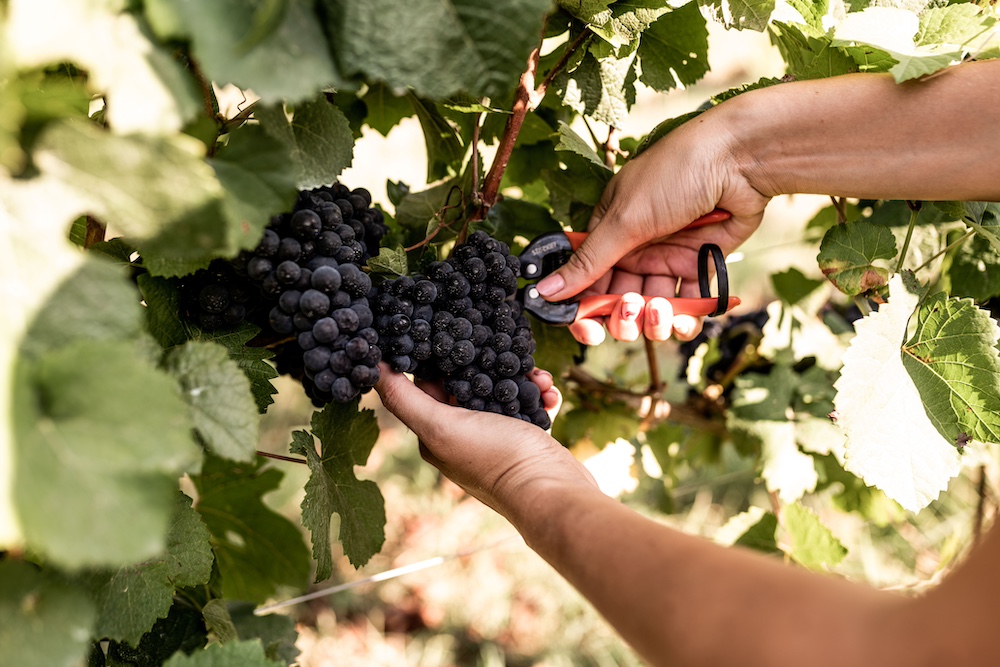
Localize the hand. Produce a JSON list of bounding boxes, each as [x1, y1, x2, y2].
[[374, 366, 597, 524], [535, 106, 771, 346]]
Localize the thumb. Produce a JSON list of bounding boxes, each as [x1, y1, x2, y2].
[[535, 220, 633, 301], [374, 365, 451, 441]]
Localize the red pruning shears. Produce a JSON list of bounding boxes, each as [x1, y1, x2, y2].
[[518, 209, 741, 326]]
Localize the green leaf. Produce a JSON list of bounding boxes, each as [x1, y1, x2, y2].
[[557, 401, 643, 448], [255, 96, 355, 190], [13, 340, 198, 567], [542, 150, 613, 231], [211, 327, 280, 414], [227, 602, 299, 665], [556, 41, 638, 127], [771, 267, 825, 307], [734, 511, 780, 555], [916, 4, 997, 48], [699, 0, 775, 31], [902, 292, 1000, 446], [34, 120, 234, 277], [0, 560, 96, 667], [192, 456, 310, 603], [637, 2, 711, 92], [817, 220, 897, 296], [784, 0, 827, 31], [768, 21, 857, 80], [104, 603, 208, 667], [85, 494, 214, 645], [323, 0, 551, 100], [409, 96, 465, 182], [783, 503, 847, 570], [18, 257, 142, 360], [367, 245, 410, 277], [947, 233, 1000, 302], [361, 83, 412, 136], [9, 1, 201, 133], [201, 600, 239, 644], [162, 640, 283, 667], [291, 402, 386, 575], [145, 0, 338, 103], [483, 198, 563, 249], [556, 0, 615, 24], [210, 125, 298, 253], [834, 274, 962, 511], [395, 180, 460, 230], [589, 0, 669, 46], [165, 341, 260, 462], [554, 121, 608, 169]]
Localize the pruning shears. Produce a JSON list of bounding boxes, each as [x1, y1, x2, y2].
[[518, 209, 741, 326]]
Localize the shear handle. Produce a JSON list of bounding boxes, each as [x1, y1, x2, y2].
[[576, 295, 741, 320], [562, 208, 731, 251]]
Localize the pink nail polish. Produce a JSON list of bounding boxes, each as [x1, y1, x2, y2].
[[648, 306, 660, 326], [536, 273, 564, 297]]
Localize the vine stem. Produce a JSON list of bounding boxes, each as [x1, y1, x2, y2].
[[257, 450, 307, 465], [84, 215, 106, 248], [830, 196, 847, 224], [974, 465, 989, 547], [914, 229, 975, 273], [534, 29, 591, 100], [895, 201, 921, 274]]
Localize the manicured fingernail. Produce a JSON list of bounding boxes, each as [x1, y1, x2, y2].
[[536, 273, 564, 298], [621, 300, 640, 321], [674, 321, 691, 336]]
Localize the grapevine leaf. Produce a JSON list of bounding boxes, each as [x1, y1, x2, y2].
[[768, 21, 857, 80], [817, 220, 897, 296], [409, 96, 465, 182], [734, 511, 780, 555], [699, 0, 775, 32], [291, 402, 386, 575], [201, 600, 239, 645], [771, 267, 825, 307], [8, 0, 200, 133], [637, 2, 711, 92], [947, 234, 1000, 302], [145, 0, 338, 103], [104, 603, 208, 667], [834, 274, 962, 511], [367, 245, 410, 278], [18, 257, 142, 360], [13, 340, 198, 567], [556, 41, 638, 128], [501, 141, 560, 188], [394, 180, 459, 230], [165, 341, 260, 462], [589, 0, 669, 47], [558, 402, 643, 449], [0, 560, 96, 667], [209, 126, 298, 253], [783, 503, 847, 570], [814, 454, 903, 527], [255, 97, 355, 191], [556, 0, 615, 24], [554, 121, 608, 170], [916, 4, 998, 49], [227, 602, 299, 665], [84, 494, 214, 645], [324, 0, 550, 100], [34, 120, 235, 277], [202, 326, 279, 414], [361, 83, 412, 136], [484, 199, 562, 249], [901, 293, 1000, 446], [530, 318, 581, 395], [542, 151, 613, 230], [192, 456, 310, 604], [784, 0, 827, 31], [162, 640, 283, 667]]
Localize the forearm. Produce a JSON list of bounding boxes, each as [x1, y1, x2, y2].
[[512, 484, 903, 667], [724, 59, 1000, 202]]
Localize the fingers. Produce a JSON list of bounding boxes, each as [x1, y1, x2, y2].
[[374, 364, 454, 441], [643, 297, 673, 341], [535, 222, 637, 302], [568, 317, 606, 346], [607, 292, 644, 342]]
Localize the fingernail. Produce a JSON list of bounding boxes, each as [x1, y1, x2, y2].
[[536, 273, 564, 298], [674, 321, 691, 336], [621, 300, 640, 321], [647, 305, 660, 326]]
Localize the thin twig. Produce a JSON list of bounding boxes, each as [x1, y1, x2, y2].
[[405, 186, 465, 252], [830, 196, 847, 224], [257, 451, 308, 465], [895, 204, 920, 274], [534, 29, 592, 101], [644, 338, 663, 394], [974, 465, 988, 547], [223, 100, 259, 133], [914, 229, 975, 273]]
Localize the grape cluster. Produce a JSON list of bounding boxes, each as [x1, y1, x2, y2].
[[234, 183, 387, 403], [677, 309, 770, 393], [374, 231, 550, 429], [178, 260, 259, 331]]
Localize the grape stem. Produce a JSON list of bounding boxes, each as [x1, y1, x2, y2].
[[405, 186, 465, 252], [895, 202, 921, 274], [913, 228, 975, 273], [830, 196, 847, 224], [257, 450, 307, 465]]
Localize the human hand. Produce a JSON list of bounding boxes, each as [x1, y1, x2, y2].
[[535, 107, 771, 346], [374, 365, 597, 525]]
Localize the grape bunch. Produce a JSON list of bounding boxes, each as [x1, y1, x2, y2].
[[178, 260, 259, 331], [677, 308, 770, 393], [374, 231, 550, 429], [233, 183, 387, 403]]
